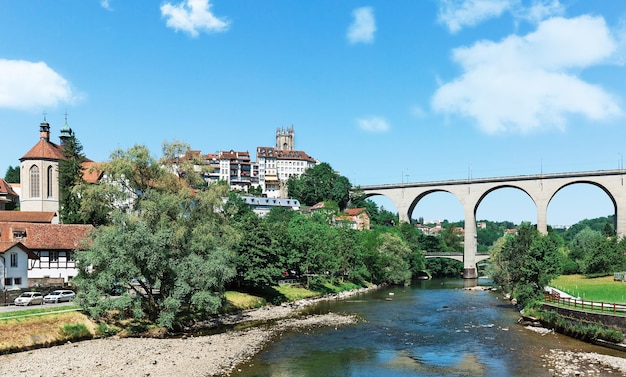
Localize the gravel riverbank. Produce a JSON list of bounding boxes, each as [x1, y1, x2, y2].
[[0, 286, 377, 377]]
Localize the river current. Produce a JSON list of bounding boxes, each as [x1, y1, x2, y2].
[[230, 278, 626, 377]]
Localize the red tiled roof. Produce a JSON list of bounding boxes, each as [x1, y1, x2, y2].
[[0, 212, 56, 223], [0, 241, 38, 259], [82, 161, 103, 184], [344, 208, 367, 216], [0, 179, 18, 197], [0, 223, 94, 250], [256, 147, 317, 163], [311, 202, 326, 210], [20, 139, 65, 161]]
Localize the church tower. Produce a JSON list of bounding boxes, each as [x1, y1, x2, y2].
[[276, 126, 294, 151], [19, 118, 65, 216]]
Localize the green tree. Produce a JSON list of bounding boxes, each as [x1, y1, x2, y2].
[[234, 213, 281, 288], [568, 227, 602, 272], [425, 258, 463, 277], [397, 222, 426, 276], [496, 223, 561, 307], [365, 232, 412, 285], [223, 191, 254, 222], [4, 165, 20, 183], [335, 226, 369, 284], [582, 236, 626, 276], [59, 135, 86, 224], [439, 223, 463, 253], [287, 215, 340, 282], [74, 145, 238, 329], [286, 162, 351, 210], [372, 206, 398, 227]]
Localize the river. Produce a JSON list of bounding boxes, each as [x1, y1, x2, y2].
[[230, 278, 626, 377]]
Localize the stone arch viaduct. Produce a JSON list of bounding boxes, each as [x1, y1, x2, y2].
[[359, 170, 626, 279]]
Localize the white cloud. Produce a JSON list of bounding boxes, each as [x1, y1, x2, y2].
[[513, 0, 565, 24], [101, 0, 112, 11], [438, 0, 515, 33], [0, 59, 76, 110], [347, 7, 376, 44], [431, 15, 623, 134], [438, 0, 566, 33], [357, 116, 389, 132], [161, 0, 230, 37]]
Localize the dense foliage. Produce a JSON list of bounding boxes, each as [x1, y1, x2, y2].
[[59, 135, 86, 224], [489, 223, 562, 307], [74, 143, 239, 329], [74, 145, 427, 329], [72, 141, 626, 328], [286, 162, 351, 210], [3, 165, 19, 183]]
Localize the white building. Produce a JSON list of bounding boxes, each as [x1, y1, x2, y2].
[[0, 242, 38, 290], [257, 127, 318, 198], [239, 196, 300, 217]]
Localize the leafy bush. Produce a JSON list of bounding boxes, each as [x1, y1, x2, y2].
[[60, 324, 91, 341], [96, 323, 120, 337]]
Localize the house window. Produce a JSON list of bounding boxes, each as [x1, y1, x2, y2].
[[10, 253, 17, 267], [13, 230, 26, 239], [4, 278, 12, 286], [30, 165, 40, 198], [13, 277, 21, 285], [50, 251, 59, 262], [47, 165, 53, 198]]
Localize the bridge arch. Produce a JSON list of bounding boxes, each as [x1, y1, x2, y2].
[[474, 184, 537, 219], [408, 189, 463, 223], [358, 170, 626, 279], [547, 180, 617, 230]]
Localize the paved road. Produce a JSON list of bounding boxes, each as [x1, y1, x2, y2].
[[0, 301, 75, 314]]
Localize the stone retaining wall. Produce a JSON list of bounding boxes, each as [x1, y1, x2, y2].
[[542, 303, 626, 332]]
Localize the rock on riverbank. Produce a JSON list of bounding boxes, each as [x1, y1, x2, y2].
[[542, 349, 626, 376], [0, 285, 378, 377], [0, 312, 358, 377]]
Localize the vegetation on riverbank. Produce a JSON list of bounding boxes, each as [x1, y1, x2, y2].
[[0, 282, 364, 354], [525, 305, 624, 344], [66, 143, 429, 330], [551, 275, 626, 304], [0, 311, 94, 354]]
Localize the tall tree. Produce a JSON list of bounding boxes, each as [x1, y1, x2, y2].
[[234, 213, 282, 288], [4, 165, 20, 183], [286, 162, 351, 210], [73, 145, 238, 329], [59, 135, 86, 224], [496, 223, 561, 307]]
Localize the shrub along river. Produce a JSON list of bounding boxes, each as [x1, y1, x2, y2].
[[230, 278, 626, 377]]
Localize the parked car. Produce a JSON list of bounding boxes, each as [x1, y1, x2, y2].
[[14, 291, 44, 306], [43, 290, 75, 304]]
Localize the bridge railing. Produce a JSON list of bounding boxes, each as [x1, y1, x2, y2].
[[543, 291, 626, 315]]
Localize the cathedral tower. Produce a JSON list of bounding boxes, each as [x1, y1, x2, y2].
[[276, 125, 294, 151]]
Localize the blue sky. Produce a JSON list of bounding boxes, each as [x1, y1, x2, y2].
[[1, 0, 625, 226]]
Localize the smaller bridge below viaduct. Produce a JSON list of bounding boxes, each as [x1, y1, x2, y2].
[[360, 170, 626, 279]]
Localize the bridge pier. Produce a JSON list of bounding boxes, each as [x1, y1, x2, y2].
[[463, 267, 477, 279]]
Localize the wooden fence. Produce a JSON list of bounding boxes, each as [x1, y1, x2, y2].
[[544, 290, 626, 314]]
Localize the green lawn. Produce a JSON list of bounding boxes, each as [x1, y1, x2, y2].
[[0, 305, 80, 321], [550, 275, 626, 304]]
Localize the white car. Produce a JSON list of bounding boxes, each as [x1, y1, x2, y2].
[[43, 290, 75, 304], [14, 292, 44, 306]]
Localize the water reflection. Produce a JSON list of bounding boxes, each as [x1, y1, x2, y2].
[[230, 279, 625, 377]]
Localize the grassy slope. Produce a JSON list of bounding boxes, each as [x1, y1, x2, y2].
[[550, 275, 626, 304], [1, 284, 329, 353]]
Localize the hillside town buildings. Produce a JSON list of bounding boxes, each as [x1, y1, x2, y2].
[[0, 119, 319, 292]]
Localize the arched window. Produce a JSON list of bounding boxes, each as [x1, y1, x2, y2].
[[47, 165, 54, 198], [30, 165, 40, 198]]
